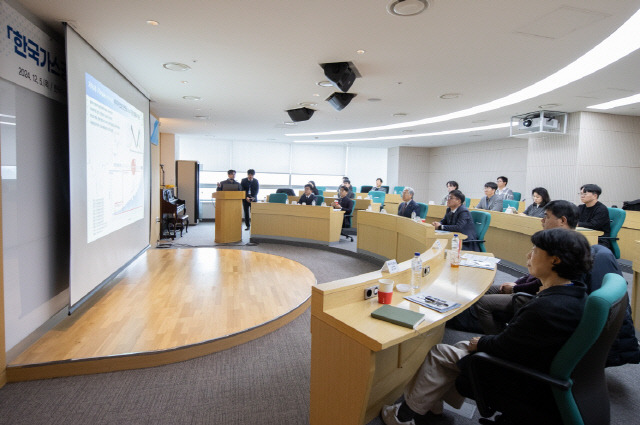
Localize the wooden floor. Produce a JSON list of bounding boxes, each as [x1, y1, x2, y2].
[[8, 248, 315, 381]]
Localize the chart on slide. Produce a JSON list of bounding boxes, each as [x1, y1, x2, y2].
[[85, 73, 144, 243]]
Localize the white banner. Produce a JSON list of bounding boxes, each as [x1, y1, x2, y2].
[[0, 1, 66, 102]]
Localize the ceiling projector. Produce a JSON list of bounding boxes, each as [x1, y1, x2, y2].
[[519, 117, 559, 131]]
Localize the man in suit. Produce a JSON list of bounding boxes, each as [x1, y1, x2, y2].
[[432, 190, 479, 251], [299, 184, 317, 205], [476, 182, 504, 211], [240, 169, 259, 230], [332, 185, 354, 228], [397, 187, 421, 218], [217, 169, 239, 190]]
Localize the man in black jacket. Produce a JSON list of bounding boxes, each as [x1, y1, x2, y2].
[[432, 189, 479, 251], [578, 183, 612, 252], [240, 169, 259, 230]]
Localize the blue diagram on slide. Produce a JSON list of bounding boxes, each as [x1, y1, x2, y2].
[[85, 73, 144, 243]]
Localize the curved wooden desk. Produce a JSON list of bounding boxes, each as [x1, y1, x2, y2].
[[619, 210, 640, 261], [310, 240, 496, 424], [357, 211, 460, 262], [250, 202, 344, 244], [426, 205, 602, 268], [632, 240, 640, 330]]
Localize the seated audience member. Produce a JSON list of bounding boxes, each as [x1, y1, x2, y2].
[[397, 187, 421, 218], [578, 183, 612, 252], [299, 184, 317, 205], [521, 187, 550, 218], [440, 180, 459, 205], [307, 180, 319, 195], [496, 176, 514, 200], [382, 228, 592, 425], [432, 190, 479, 251], [471, 200, 639, 366], [371, 178, 388, 193], [333, 185, 354, 227], [217, 169, 238, 190], [342, 179, 356, 199], [475, 182, 504, 211]]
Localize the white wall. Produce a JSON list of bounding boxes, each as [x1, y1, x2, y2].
[[575, 112, 640, 207], [427, 139, 528, 202]]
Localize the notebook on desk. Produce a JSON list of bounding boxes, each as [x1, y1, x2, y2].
[[371, 305, 426, 329]]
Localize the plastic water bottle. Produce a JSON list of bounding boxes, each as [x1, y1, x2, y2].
[[312, 199, 316, 206], [451, 234, 461, 268], [411, 211, 416, 220], [411, 252, 422, 290]]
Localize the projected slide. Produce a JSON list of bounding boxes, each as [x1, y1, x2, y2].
[[85, 73, 144, 243]]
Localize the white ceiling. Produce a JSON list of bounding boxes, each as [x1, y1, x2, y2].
[[16, 0, 640, 148]]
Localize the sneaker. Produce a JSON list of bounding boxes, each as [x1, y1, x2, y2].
[[381, 403, 416, 425]]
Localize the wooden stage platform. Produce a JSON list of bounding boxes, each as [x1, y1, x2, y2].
[[7, 248, 315, 381]]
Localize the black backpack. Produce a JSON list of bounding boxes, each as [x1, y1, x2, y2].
[[622, 199, 640, 211]]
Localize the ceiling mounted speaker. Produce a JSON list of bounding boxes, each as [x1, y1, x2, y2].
[[286, 107, 315, 122], [326, 92, 356, 111], [320, 62, 359, 92]]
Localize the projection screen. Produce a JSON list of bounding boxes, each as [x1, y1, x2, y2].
[[66, 26, 150, 310]]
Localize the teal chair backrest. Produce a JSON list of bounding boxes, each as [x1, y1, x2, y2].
[[550, 273, 627, 425], [417, 202, 428, 219], [470, 210, 491, 252], [607, 207, 626, 259], [316, 186, 327, 192], [315, 195, 324, 205], [269, 193, 287, 203], [512, 192, 522, 201], [465, 198, 471, 207], [317, 189, 324, 196], [502, 200, 520, 212], [393, 186, 405, 195], [369, 191, 385, 204]]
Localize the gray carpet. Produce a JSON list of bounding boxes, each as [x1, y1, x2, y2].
[[0, 223, 638, 424]]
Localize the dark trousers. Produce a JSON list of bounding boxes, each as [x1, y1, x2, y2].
[[243, 200, 251, 227]]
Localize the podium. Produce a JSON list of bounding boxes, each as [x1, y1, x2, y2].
[[212, 191, 245, 243]]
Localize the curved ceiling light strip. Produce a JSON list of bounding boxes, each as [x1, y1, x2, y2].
[[287, 8, 640, 138], [293, 122, 512, 143]]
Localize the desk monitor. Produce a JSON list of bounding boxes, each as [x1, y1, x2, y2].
[[222, 183, 242, 191]]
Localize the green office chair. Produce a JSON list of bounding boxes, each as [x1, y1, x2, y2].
[[512, 192, 522, 201], [316, 186, 327, 192], [465, 210, 491, 252], [268, 193, 287, 203], [369, 191, 386, 204], [393, 186, 405, 195], [317, 189, 324, 196], [417, 202, 428, 219], [599, 208, 625, 259], [315, 195, 324, 205], [360, 185, 373, 193], [502, 199, 520, 212], [456, 273, 628, 425], [465, 198, 471, 207]]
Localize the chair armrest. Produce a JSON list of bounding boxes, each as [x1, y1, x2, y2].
[[469, 352, 572, 390]]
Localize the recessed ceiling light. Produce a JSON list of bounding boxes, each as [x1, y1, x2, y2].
[[163, 62, 191, 71], [368, 98, 382, 102], [299, 102, 318, 107], [181, 81, 189, 84], [538, 103, 560, 109], [387, 0, 429, 17], [146, 20, 159, 26], [440, 93, 461, 100], [393, 113, 407, 117], [312, 93, 320, 97], [182, 96, 201, 101], [356, 49, 366, 55], [317, 81, 333, 87], [194, 115, 210, 120], [284, 122, 297, 126]]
